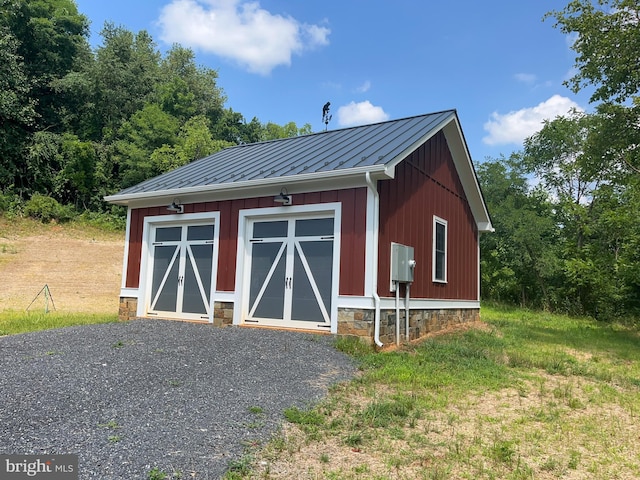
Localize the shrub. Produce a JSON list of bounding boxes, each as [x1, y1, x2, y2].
[[0, 193, 24, 216], [76, 208, 126, 231], [24, 194, 75, 223]]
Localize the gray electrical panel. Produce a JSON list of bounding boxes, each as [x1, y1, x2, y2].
[[390, 242, 416, 287]]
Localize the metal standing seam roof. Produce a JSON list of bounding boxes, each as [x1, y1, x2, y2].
[[108, 110, 457, 198]]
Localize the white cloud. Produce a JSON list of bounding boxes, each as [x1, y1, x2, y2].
[[157, 0, 330, 75], [514, 73, 536, 84], [355, 80, 371, 93], [482, 95, 583, 146], [337, 101, 389, 127]]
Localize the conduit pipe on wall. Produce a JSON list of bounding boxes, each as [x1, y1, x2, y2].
[[406, 283, 411, 342], [365, 172, 383, 347], [395, 281, 400, 346]]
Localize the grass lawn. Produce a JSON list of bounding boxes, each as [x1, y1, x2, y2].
[[232, 305, 640, 480], [0, 311, 117, 336]]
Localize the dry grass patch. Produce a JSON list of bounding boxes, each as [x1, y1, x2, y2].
[[252, 374, 640, 479], [0, 217, 123, 313]]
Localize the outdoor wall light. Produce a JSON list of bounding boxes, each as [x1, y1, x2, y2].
[[167, 199, 184, 214], [273, 188, 292, 206]]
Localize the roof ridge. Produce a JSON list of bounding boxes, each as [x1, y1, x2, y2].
[[229, 109, 458, 149]]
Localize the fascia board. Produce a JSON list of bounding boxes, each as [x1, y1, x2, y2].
[[442, 117, 494, 232], [383, 112, 456, 175], [105, 164, 390, 207]]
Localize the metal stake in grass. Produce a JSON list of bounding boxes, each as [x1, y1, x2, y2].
[[26, 284, 57, 313]]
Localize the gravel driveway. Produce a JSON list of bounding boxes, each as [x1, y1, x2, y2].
[[0, 320, 357, 479]]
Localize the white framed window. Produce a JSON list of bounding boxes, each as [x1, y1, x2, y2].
[[433, 216, 447, 283]]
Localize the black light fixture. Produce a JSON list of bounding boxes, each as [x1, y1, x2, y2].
[[167, 198, 184, 214], [273, 188, 292, 206]]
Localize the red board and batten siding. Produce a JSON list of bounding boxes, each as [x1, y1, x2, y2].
[[124, 188, 367, 296], [377, 131, 479, 300]]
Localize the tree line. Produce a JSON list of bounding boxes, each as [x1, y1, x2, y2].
[[478, 0, 640, 318], [0, 0, 310, 214]]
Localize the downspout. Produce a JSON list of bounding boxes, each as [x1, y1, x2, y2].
[[365, 172, 383, 347]]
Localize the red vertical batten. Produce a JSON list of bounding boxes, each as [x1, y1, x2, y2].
[[377, 131, 478, 300], [123, 187, 367, 296]]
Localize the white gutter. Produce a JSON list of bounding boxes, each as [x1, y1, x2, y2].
[[365, 172, 383, 347]]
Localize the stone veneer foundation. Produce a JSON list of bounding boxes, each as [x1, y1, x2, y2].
[[118, 297, 234, 326], [337, 307, 480, 346], [118, 297, 478, 345]]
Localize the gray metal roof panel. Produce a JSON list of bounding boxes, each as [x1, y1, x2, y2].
[[113, 110, 456, 196]]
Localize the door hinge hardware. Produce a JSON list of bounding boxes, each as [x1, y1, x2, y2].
[[318, 324, 331, 328], [320, 236, 334, 240], [245, 319, 259, 323], [250, 239, 263, 243]]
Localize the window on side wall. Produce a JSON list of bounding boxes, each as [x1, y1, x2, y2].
[[433, 216, 447, 283]]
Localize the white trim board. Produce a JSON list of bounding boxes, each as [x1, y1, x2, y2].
[[119, 287, 139, 299], [337, 296, 480, 311]]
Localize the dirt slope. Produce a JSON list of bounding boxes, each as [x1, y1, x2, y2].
[[0, 221, 124, 313]]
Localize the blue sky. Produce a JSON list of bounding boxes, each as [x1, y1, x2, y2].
[[74, 0, 592, 163]]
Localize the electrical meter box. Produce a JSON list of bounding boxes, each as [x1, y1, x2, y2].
[[390, 242, 416, 288]]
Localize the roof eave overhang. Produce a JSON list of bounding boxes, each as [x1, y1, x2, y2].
[[104, 164, 390, 207]]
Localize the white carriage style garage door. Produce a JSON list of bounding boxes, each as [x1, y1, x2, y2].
[[244, 214, 337, 330], [147, 222, 216, 321]]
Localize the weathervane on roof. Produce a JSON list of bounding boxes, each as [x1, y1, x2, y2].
[[322, 102, 332, 131]]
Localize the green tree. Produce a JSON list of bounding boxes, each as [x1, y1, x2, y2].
[[54, 134, 97, 208], [115, 103, 180, 187], [478, 157, 561, 309], [264, 121, 313, 140], [547, 0, 640, 104], [0, 26, 36, 191], [547, 0, 640, 174], [158, 45, 225, 124], [0, 0, 91, 196], [89, 24, 161, 140], [522, 109, 640, 316], [149, 115, 233, 173], [522, 111, 604, 254], [2, 0, 91, 130]]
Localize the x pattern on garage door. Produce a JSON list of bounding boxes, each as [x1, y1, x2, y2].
[[244, 215, 337, 330], [147, 222, 216, 321]]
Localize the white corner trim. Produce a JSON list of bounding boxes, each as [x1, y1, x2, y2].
[[120, 208, 132, 290], [364, 186, 377, 297]]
